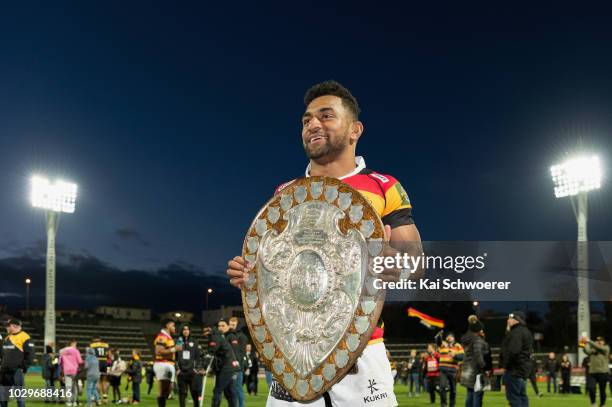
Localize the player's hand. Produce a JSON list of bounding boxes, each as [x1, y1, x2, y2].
[[227, 255, 251, 289], [377, 225, 401, 283]]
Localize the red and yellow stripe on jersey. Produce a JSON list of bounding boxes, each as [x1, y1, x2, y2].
[[154, 331, 175, 363], [439, 343, 465, 370], [275, 168, 414, 228]]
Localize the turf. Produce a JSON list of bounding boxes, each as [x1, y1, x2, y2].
[[16, 374, 590, 407]]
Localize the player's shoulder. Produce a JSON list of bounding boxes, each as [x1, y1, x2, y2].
[[352, 168, 402, 192]]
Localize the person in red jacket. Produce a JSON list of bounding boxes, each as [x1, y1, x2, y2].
[[425, 343, 441, 405]]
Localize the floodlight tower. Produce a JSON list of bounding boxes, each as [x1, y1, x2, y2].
[[550, 155, 601, 363], [30, 176, 78, 347]]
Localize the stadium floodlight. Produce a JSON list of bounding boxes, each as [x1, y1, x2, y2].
[[30, 175, 78, 348], [31, 176, 78, 213], [550, 155, 601, 198], [550, 154, 602, 363]]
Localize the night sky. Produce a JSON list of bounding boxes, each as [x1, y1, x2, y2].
[[1, 2, 611, 315]]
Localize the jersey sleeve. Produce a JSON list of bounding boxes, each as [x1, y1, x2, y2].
[[379, 176, 414, 228]]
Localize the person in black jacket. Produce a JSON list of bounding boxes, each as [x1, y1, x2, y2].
[[224, 318, 246, 407], [42, 344, 60, 403], [176, 325, 200, 407], [460, 315, 487, 407], [207, 320, 239, 407], [559, 354, 572, 394], [0, 318, 34, 407], [545, 352, 559, 393], [126, 350, 143, 404], [243, 344, 259, 396], [527, 354, 543, 398], [500, 311, 533, 407]]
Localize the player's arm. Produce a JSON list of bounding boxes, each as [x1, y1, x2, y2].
[[155, 342, 176, 356], [377, 176, 423, 282]]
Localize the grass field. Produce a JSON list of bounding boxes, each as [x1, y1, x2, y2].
[[17, 374, 590, 407]]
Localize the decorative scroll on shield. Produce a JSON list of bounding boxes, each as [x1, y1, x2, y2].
[[241, 176, 386, 401]]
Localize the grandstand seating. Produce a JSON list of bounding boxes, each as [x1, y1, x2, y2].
[[23, 321, 152, 362]]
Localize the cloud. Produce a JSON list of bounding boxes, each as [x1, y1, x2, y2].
[[114, 228, 151, 247], [0, 251, 238, 315]]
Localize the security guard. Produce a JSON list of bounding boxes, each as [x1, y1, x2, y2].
[[206, 319, 239, 407], [176, 324, 201, 407], [0, 318, 34, 407]]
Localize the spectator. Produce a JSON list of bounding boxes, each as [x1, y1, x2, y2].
[[389, 351, 398, 383], [560, 354, 572, 394], [545, 352, 559, 393], [398, 360, 409, 387], [582, 356, 592, 397], [500, 311, 533, 407], [108, 350, 126, 403], [176, 325, 200, 407], [419, 351, 429, 394], [408, 349, 421, 396], [0, 318, 34, 407], [460, 315, 487, 407], [583, 335, 610, 407], [437, 332, 464, 407], [207, 319, 239, 407], [42, 344, 60, 403], [126, 350, 142, 404], [243, 344, 259, 396], [84, 348, 101, 407], [144, 362, 155, 396], [527, 354, 543, 398], [59, 339, 83, 407], [425, 343, 441, 404], [224, 318, 246, 407]]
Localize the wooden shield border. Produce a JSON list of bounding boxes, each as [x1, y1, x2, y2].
[[241, 176, 386, 401]]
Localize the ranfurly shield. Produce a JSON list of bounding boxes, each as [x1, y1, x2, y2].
[[241, 176, 385, 401]]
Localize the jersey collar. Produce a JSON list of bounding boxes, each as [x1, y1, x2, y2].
[[305, 156, 366, 180]]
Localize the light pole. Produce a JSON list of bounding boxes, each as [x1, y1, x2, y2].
[[30, 175, 78, 347], [25, 278, 31, 318], [550, 155, 601, 363], [206, 288, 213, 311]]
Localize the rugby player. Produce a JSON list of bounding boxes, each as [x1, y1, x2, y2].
[[90, 336, 110, 404], [226, 80, 422, 407], [153, 319, 182, 407]]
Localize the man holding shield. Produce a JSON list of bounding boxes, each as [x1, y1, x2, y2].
[[227, 80, 422, 407]]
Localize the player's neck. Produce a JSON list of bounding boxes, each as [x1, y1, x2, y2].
[[309, 152, 356, 179]]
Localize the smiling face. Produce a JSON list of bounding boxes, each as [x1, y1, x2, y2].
[[301, 95, 361, 163]]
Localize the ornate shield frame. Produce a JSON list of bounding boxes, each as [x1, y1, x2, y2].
[[241, 176, 386, 401]]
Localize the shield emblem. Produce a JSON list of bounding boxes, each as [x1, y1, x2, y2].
[[242, 176, 385, 401]]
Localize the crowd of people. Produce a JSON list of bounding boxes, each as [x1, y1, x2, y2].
[[0, 317, 261, 407], [390, 311, 611, 407], [1, 313, 611, 407]]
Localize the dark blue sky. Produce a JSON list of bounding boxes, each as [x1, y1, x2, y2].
[[1, 2, 611, 312]]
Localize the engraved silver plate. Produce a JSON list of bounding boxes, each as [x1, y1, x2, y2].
[[242, 176, 385, 401]]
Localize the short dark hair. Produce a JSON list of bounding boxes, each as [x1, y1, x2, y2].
[[304, 80, 360, 120], [161, 318, 176, 327]]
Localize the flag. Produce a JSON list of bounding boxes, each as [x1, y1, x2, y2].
[[407, 307, 444, 329]]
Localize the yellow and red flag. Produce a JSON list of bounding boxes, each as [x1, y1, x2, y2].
[[407, 307, 445, 329]]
